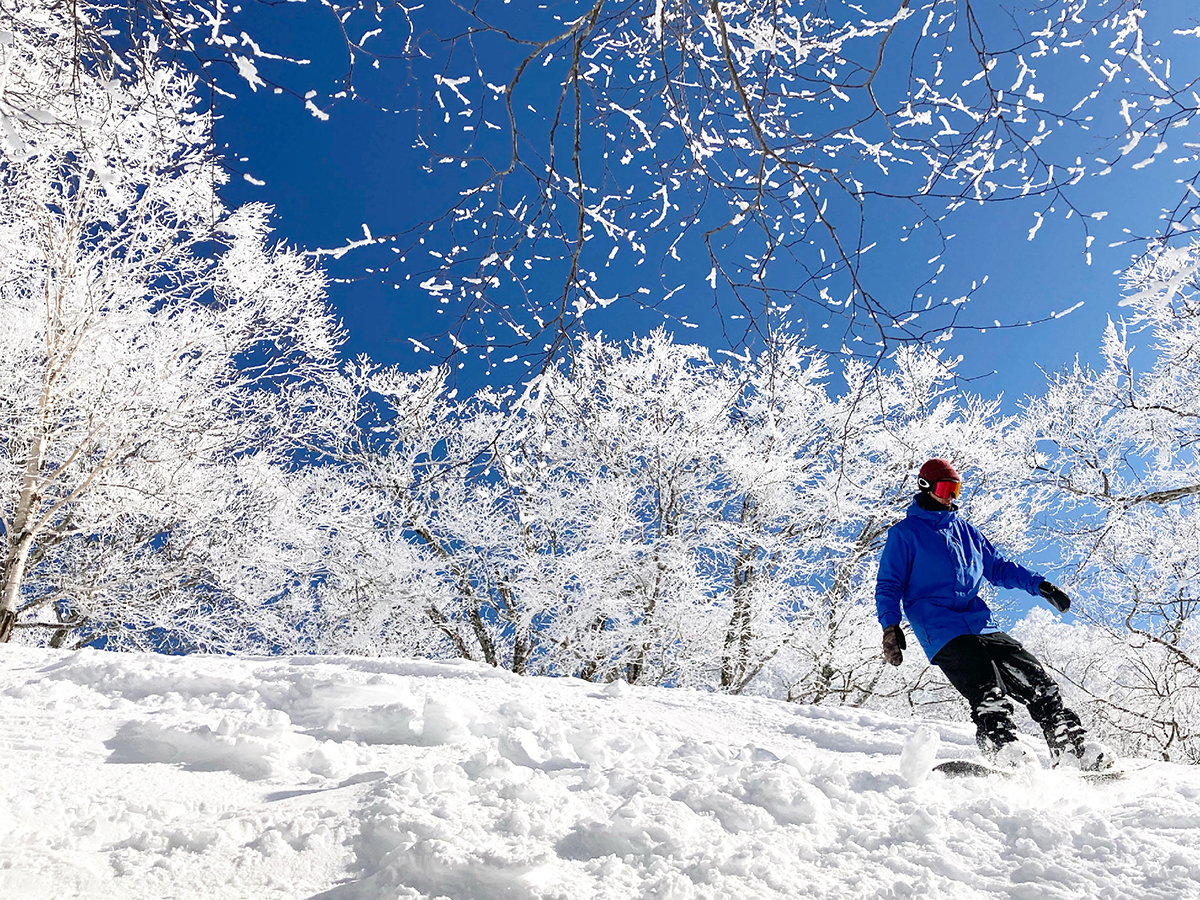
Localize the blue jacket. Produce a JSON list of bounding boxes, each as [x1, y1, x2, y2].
[[875, 497, 1043, 661]]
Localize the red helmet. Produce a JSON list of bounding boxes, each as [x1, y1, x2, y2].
[[918, 458, 961, 501]]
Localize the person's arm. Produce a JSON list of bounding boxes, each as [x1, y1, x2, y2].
[[876, 527, 911, 665], [875, 527, 910, 629], [978, 526, 1070, 610], [978, 527, 1043, 595]]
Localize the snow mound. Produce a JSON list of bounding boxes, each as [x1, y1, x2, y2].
[[3, 645, 1200, 899]]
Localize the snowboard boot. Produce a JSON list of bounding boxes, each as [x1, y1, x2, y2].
[[972, 688, 1019, 763], [1054, 736, 1116, 771], [1038, 707, 1115, 771]]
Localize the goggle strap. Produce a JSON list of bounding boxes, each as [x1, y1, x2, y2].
[[919, 476, 960, 497]]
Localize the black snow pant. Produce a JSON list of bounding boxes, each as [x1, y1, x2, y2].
[[932, 631, 1085, 759]]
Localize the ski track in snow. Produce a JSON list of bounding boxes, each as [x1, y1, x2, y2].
[[2, 647, 1200, 899]]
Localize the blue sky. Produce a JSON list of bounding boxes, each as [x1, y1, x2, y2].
[[214, 0, 1196, 414]]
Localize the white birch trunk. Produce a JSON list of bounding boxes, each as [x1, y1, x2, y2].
[[0, 387, 50, 640], [0, 532, 37, 638]]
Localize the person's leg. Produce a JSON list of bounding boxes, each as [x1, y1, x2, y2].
[[932, 634, 1018, 757], [977, 632, 1092, 764]]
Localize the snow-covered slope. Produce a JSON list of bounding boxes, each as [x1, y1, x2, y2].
[[2, 647, 1199, 899]]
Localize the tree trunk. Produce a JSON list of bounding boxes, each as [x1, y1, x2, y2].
[[721, 498, 761, 691], [1, 370, 53, 642], [1, 430, 49, 643], [720, 593, 752, 689], [0, 532, 36, 640]]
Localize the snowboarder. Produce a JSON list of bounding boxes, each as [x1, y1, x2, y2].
[[875, 458, 1112, 771]]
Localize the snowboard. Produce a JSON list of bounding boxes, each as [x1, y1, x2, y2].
[[932, 759, 1010, 778], [932, 758, 1124, 783]]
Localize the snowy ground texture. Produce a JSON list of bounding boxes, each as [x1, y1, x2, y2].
[[4, 648, 1200, 899]]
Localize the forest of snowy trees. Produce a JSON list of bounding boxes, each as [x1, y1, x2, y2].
[[2, 0, 1200, 766]]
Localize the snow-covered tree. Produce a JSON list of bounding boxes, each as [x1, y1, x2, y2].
[[308, 336, 751, 682], [303, 362, 492, 661], [1021, 239, 1200, 760], [0, 7, 343, 647]]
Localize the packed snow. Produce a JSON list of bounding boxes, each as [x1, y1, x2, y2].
[[4, 646, 1200, 899]]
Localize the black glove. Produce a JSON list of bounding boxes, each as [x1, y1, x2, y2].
[[882, 624, 906, 666], [1039, 580, 1071, 613]]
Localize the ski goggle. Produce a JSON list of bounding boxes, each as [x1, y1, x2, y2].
[[919, 478, 961, 501]]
